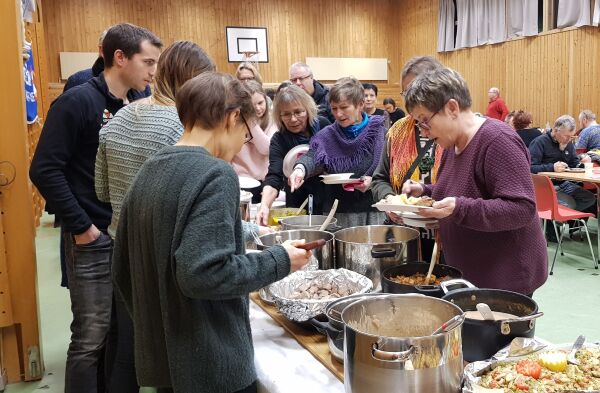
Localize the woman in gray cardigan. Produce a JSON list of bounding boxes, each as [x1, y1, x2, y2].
[[112, 72, 311, 393]]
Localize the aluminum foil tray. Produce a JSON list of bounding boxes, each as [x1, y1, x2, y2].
[[269, 268, 373, 322]]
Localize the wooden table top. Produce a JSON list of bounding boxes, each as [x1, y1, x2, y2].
[[538, 171, 600, 184]]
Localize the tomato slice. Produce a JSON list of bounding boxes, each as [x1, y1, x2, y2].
[[516, 359, 542, 380]]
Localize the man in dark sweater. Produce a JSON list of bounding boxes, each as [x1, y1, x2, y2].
[[29, 23, 162, 393], [529, 115, 596, 213], [289, 62, 334, 122]]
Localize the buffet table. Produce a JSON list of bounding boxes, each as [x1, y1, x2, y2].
[[250, 299, 344, 393]]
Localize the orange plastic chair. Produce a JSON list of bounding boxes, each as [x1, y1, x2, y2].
[[531, 174, 597, 274]]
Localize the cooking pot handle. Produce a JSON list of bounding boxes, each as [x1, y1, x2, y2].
[[371, 343, 415, 363], [371, 247, 396, 259], [309, 318, 343, 339], [500, 312, 544, 335], [440, 278, 476, 294]]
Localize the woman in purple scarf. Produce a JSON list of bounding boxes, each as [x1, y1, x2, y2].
[[289, 77, 387, 227]]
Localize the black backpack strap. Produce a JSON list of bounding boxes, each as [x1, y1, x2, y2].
[[401, 139, 434, 185]]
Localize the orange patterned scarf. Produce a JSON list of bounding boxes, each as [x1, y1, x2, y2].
[[388, 115, 444, 193]]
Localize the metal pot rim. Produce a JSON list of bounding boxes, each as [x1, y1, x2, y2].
[[341, 294, 464, 339], [334, 225, 420, 246]]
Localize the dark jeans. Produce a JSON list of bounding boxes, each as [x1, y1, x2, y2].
[[64, 232, 114, 393], [556, 181, 596, 212], [107, 297, 139, 393], [157, 380, 257, 393]]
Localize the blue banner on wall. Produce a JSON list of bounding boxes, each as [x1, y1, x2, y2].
[[24, 46, 38, 124]]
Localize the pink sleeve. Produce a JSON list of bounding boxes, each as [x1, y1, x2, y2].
[[250, 123, 276, 156]]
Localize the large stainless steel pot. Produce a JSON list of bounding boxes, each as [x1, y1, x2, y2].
[[334, 226, 420, 291], [279, 215, 339, 231], [310, 293, 382, 363], [342, 294, 464, 393], [258, 230, 334, 270], [441, 279, 543, 362]]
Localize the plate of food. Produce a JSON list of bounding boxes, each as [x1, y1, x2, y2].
[[282, 144, 310, 178], [373, 194, 435, 213], [464, 342, 600, 393], [565, 167, 585, 173]]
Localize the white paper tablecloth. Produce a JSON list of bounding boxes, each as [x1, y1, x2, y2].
[[249, 300, 344, 393]]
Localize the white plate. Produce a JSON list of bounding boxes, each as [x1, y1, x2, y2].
[[239, 176, 261, 189], [565, 167, 585, 173], [240, 190, 253, 202], [319, 173, 354, 181], [403, 217, 438, 228], [401, 211, 432, 219], [372, 203, 433, 213], [282, 144, 310, 178], [322, 178, 364, 185]]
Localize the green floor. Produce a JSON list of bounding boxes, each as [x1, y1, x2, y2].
[[6, 214, 600, 392]]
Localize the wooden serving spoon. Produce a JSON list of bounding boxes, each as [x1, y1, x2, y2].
[[425, 240, 438, 284]]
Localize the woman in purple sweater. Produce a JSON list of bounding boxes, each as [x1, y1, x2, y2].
[[402, 68, 547, 295]]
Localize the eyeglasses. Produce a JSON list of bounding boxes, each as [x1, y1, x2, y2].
[[242, 115, 253, 144], [290, 74, 312, 84], [280, 110, 307, 121], [415, 112, 439, 132]]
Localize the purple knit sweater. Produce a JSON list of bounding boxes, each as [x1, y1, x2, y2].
[[424, 119, 548, 294]]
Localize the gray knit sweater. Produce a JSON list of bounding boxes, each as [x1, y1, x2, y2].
[[95, 103, 183, 237], [112, 146, 291, 392]]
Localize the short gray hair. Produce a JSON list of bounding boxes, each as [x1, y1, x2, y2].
[[401, 56, 444, 82], [329, 77, 364, 106], [489, 87, 500, 95], [272, 84, 318, 130], [289, 62, 312, 76], [579, 109, 596, 121], [554, 115, 576, 132], [404, 67, 472, 113]]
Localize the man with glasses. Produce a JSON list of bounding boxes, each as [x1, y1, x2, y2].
[[289, 62, 334, 122], [530, 114, 595, 213]]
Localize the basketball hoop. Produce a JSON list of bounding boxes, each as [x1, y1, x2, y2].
[[241, 51, 260, 69]]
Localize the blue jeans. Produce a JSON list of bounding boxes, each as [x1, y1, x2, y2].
[[64, 232, 114, 393], [556, 181, 597, 212]]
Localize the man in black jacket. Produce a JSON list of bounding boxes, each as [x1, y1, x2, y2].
[[30, 23, 161, 393], [289, 62, 334, 122], [529, 114, 595, 213]]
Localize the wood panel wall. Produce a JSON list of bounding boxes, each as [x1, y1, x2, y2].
[[41, 0, 396, 85], [394, 1, 600, 128], [41, 0, 600, 125], [0, 0, 43, 383]]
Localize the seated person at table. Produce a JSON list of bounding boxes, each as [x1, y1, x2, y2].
[[513, 110, 542, 147], [577, 109, 600, 151], [529, 115, 595, 212]]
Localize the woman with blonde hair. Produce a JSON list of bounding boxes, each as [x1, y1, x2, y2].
[[255, 85, 331, 225], [231, 80, 277, 202], [95, 40, 215, 392], [236, 61, 263, 84]]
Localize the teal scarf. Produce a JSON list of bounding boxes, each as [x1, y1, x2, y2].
[[341, 113, 369, 139]]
